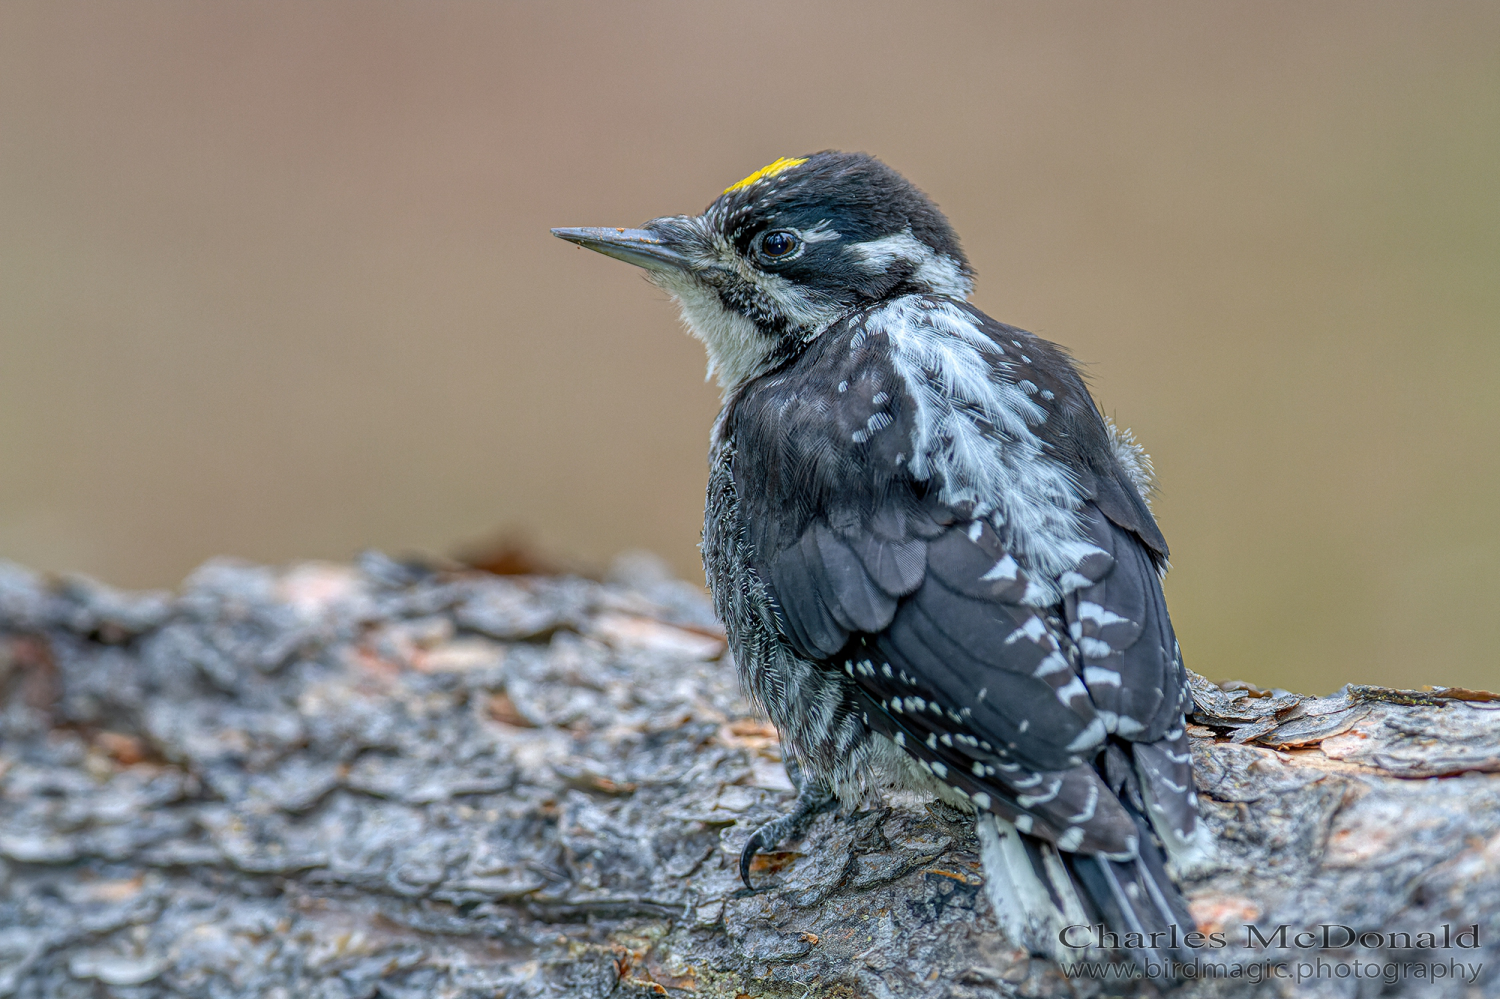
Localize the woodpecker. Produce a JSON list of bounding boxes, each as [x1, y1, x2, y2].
[[554, 152, 1211, 974]]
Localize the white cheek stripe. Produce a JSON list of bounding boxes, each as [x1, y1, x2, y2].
[[846, 229, 973, 300], [799, 219, 842, 244]]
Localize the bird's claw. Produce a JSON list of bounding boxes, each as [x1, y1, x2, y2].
[[738, 782, 836, 890], [738, 825, 774, 889]]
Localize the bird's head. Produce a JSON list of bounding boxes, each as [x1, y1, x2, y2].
[[554, 151, 972, 392]]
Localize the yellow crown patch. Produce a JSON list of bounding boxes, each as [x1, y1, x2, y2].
[[723, 156, 808, 194]]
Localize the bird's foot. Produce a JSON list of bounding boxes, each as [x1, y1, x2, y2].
[[739, 773, 836, 889]]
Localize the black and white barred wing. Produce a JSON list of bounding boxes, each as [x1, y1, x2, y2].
[[759, 497, 1149, 855], [730, 300, 1197, 858], [855, 512, 1147, 856], [1064, 503, 1199, 852]]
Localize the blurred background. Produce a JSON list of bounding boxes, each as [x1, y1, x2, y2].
[[1, 2, 1495, 692]]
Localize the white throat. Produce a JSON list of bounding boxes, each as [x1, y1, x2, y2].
[[655, 273, 779, 397]]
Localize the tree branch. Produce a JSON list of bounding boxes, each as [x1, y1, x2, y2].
[[1, 555, 1495, 997]]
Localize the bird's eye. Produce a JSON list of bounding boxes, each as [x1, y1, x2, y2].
[[757, 230, 800, 261]]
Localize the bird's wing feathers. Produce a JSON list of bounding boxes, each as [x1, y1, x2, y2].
[[1064, 505, 1189, 743], [729, 298, 1185, 856]]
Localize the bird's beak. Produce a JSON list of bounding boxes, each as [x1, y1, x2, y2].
[[550, 226, 690, 273]]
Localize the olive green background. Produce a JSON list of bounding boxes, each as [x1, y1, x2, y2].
[[2, 2, 1496, 691]]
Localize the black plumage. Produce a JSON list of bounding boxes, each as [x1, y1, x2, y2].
[[554, 151, 1208, 977], [723, 301, 1181, 855]]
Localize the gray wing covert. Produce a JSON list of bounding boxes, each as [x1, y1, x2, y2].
[[1063, 506, 1198, 845], [1064, 504, 1188, 743]]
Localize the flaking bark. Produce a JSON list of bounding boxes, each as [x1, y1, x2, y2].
[[0, 555, 1495, 998]]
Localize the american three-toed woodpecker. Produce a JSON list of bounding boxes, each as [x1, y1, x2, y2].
[[554, 152, 1212, 972]]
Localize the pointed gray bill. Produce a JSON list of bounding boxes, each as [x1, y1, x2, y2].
[[551, 227, 689, 272]]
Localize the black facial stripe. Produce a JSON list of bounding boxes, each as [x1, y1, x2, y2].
[[718, 283, 792, 338], [710, 151, 969, 271]]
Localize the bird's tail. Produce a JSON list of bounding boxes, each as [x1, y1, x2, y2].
[[1064, 811, 1199, 977], [978, 810, 1197, 983]]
